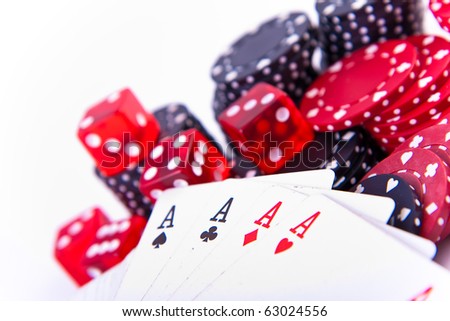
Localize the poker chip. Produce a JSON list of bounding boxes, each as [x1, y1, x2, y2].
[[276, 127, 379, 191], [352, 174, 422, 235], [95, 165, 153, 218], [228, 152, 262, 179], [299, 40, 418, 132], [370, 109, 450, 152], [333, 142, 376, 191], [154, 103, 223, 153], [367, 35, 450, 125], [211, 12, 319, 117], [363, 148, 449, 242], [323, 129, 365, 179], [367, 80, 450, 139], [212, 12, 315, 89], [316, 0, 424, 65], [430, 0, 450, 32], [389, 170, 424, 200], [394, 123, 450, 155], [154, 103, 205, 139], [391, 124, 450, 240]]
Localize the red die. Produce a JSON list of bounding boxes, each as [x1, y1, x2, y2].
[[54, 207, 110, 286], [140, 129, 230, 203], [83, 216, 147, 273], [218, 83, 314, 174], [77, 88, 160, 176]]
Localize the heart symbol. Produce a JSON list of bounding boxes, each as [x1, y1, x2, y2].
[[401, 151, 413, 165], [386, 178, 399, 193], [275, 238, 293, 254]]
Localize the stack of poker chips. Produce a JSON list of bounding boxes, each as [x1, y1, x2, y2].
[[316, 0, 424, 65], [211, 12, 319, 119]]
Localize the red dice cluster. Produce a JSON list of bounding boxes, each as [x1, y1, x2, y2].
[[55, 88, 236, 286]]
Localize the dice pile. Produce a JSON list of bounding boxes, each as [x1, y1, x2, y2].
[[56, 0, 450, 285]]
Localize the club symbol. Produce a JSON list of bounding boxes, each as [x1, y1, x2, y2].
[[200, 226, 218, 242], [152, 232, 167, 249]]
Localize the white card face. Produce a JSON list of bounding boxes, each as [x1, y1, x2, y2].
[[193, 195, 450, 301], [286, 187, 395, 224], [115, 169, 334, 300], [367, 218, 436, 259], [114, 183, 216, 300], [168, 187, 394, 300], [114, 179, 288, 300], [168, 186, 313, 300], [142, 185, 310, 300]]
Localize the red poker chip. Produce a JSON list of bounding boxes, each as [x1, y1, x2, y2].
[[366, 79, 450, 136], [369, 108, 450, 151], [430, 0, 450, 32], [366, 35, 450, 126], [394, 124, 450, 240], [394, 123, 450, 153], [300, 40, 418, 131], [391, 170, 424, 201], [363, 148, 449, 242]]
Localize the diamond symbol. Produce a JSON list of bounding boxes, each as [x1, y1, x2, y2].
[[243, 229, 258, 246]]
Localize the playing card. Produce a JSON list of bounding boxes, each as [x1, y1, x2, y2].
[[142, 184, 310, 300], [193, 195, 450, 300], [168, 187, 395, 300], [115, 169, 335, 300], [367, 218, 436, 259], [284, 187, 436, 258], [286, 187, 395, 223], [114, 180, 294, 300]]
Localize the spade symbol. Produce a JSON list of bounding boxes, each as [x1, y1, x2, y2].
[[200, 226, 218, 242], [152, 232, 167, 249]]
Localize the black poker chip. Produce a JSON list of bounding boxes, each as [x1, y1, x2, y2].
[[335, 144, 378, 191], [95, 165, 153, 218], [228, 152, 263, 179], [351, 174, 423, 235], [154, 103, 213, 141], [322, 128, 365, 179], [316, 0, 424, 65], [211, 12, 315, 88], [211, 12, 319, 118], [154, 103, 224, 153]]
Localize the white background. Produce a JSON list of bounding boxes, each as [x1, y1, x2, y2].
[[0, 0, 448, 300]]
